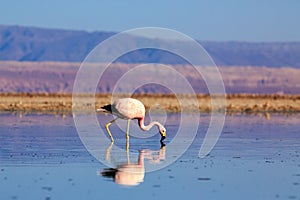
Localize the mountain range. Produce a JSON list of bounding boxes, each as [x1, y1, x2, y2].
[[1, 25, 299, 68]]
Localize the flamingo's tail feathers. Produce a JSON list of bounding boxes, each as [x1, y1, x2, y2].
[[97, 104, 112, 113]]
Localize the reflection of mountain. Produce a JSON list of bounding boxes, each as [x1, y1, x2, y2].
[[1, 25, 300, 68], [1, 61, 300, 94]]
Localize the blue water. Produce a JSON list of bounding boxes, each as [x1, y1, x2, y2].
[[0, 113, 299, 200]]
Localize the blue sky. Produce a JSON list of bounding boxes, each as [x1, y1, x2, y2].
[[0, 0, 299, 41]]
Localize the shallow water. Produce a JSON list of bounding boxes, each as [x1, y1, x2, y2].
[[0, 113, 299, 200]]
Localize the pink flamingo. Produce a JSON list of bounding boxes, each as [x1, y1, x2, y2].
[[97, 98, 166, 142]]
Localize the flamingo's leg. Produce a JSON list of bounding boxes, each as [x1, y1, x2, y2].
[[126, 143, 130, 164], [126, 119, 130, 140], [105, 118, 118, 142], [126, 119, 130, 152], [105, 142, 114, 162]]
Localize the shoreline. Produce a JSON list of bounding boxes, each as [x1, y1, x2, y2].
[[0, 93, 300, 114]]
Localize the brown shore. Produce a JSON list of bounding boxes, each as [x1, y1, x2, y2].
[[0, 93, 300, 114]]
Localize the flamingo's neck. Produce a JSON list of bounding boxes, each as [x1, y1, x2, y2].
[[138, 117, 162, 131]]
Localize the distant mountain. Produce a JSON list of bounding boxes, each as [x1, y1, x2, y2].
[[0, 25, 114, 62], [0, 25, 300, 68]]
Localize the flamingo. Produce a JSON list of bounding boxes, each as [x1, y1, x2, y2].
[[97, 98, 166, 142]]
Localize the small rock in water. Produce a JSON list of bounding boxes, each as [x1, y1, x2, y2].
[[197, 177, 211, 181], [11, 196, 18, 200], [293, 174, 300, 176], [41, 186, 52, 192], [233, 156, 241, 159]]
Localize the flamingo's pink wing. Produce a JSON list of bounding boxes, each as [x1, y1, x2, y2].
[[113, 98, 145, 119]]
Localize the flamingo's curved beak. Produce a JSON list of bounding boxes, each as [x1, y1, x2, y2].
[[160, 135, 166, 142]]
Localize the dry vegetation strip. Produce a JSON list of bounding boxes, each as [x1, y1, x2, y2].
[[0, 93, 300, 114]]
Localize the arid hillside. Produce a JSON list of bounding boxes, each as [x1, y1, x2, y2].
[[0, 61, 300, 94]]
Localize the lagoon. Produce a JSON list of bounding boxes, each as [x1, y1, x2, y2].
[[0, 113, 299, 200]]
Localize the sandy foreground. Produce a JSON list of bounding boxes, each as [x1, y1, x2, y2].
[[0, 93, 299, 114]]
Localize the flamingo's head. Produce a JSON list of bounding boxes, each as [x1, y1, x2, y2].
[[159, 126, 166, 142]]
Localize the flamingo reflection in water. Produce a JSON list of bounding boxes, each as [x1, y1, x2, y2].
[[100, 142, 166, 186]]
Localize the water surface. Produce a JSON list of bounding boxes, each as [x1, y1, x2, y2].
[[0, 113, 299, 200]]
